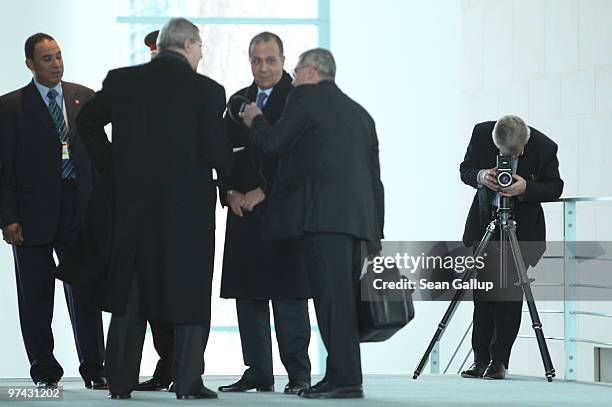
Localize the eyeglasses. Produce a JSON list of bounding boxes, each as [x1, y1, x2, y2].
[[292, 64, 313, 78]]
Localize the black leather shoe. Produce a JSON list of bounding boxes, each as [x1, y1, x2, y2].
[[176, 386, 218, 399], [108, 393, 131, 399], [483, 360, 507, 379], [298, 378, 327, 396], [298, 382, 363, 399], [135, 377, 172, 391], [284, 380, 310, 395], [460, 361, 488, 378], [35, 381, 58, 389], [218, 379, 273, 392], [84, 376, 108, 390]]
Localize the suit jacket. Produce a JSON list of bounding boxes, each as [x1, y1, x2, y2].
[[219, 71, 310, 299], [460, 121, 564, 266], [57, 51, 233, 323], [249, 80, 385, 248], [0, 80, 95, 245]]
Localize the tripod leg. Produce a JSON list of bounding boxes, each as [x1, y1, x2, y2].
[[499, 230, 508, 288], [506, 226, 556, 382], [413, 221, 496, 379]]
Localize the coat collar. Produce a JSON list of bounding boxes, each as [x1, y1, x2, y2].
[[245, 71, 293, 120], [155, 50, 191, 67], [516, 133, 536, 178], [245, 71, 292, 104]]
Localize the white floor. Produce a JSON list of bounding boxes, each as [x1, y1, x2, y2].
[[0, 374, 611, 406]]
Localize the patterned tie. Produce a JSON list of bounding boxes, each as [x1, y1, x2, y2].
[[256, 91, 268, 109], [47, 89, 75, 179]]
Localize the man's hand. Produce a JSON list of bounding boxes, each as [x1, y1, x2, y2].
[[227, 191, 246, 217], [241, 187, 265, 211], [500, 174, 527, 197], [2, 223, 24, 245], [240, 103, 263, 128], [478, 166, 498, 192]]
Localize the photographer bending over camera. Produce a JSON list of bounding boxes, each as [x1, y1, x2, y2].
[[459, 115, 563, 380]]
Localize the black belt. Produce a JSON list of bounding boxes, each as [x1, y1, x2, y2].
[[62, 178, 78, 190]]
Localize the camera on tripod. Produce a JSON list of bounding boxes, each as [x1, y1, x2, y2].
[[496, 154, 513, 188]]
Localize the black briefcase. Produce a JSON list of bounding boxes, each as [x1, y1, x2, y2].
[[357, 258, 415, 342]]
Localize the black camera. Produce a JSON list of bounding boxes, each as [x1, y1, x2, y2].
[[496, 154, 513, 188]]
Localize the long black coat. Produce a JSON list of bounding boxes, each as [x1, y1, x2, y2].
[[57, 52, 233, 324], [219, 72, 310, 299], [460, 121, 564, 266], [249, 81, 385, 249], [0, 81, 95, 243]]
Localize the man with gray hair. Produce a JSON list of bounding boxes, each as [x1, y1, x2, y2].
[[60, 17, 232, 399], [459, 115, 563, 380], [241, 48, 385, 399]]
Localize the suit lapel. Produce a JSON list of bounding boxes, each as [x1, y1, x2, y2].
[[262, 72, 292, 123], [516, 139, 537, 181], [62, 82, 81, 143], [22, 80, 57, 137], [246, 83, 257, 103]]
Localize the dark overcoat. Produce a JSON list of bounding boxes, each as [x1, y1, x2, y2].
[[57, 52, 233, 324], [249, 81, 385, 250], [219, 72, 310, 299]]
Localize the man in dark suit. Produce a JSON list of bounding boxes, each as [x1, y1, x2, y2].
[[241, 48, 384, 399], [0, 33, 106, 390], [218, 32, 311, 395], [459, 115, 563, 379], [70, 18, 232, 399]]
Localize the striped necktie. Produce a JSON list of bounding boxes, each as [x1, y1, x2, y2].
[[47, 89, 75, 179], [256, 91, 268, 108]]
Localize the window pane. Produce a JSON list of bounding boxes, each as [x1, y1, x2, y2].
[[120, 0, 318, 19], [119, 23, 318, 95], [198, 24, 318, 96]]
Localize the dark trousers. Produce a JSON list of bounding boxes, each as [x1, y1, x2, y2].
[[298, 232, 362, 386], [150, 321, 174, 381], [105, 277, 209, 395], [236, 298, 310, 385], [471, 242, 524, 368], [471, 300, 523, 368], [13, 189, 104, 383]]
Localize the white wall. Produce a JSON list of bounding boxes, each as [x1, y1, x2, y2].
[[331, 0, 476, 375], [461, 0, 612, 381], [1, 0, 610, 382]]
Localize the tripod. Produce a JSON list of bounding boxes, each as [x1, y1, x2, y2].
[[412, 196, 556, 382]]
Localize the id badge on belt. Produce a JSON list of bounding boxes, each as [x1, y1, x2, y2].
[[62, 142, 70, 160]]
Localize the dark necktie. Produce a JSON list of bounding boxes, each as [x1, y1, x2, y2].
[[256, 91, 268, 108], [47, 89, 75, 179]]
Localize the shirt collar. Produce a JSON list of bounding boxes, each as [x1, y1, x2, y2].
[[257, 87, 273, 97], [33, 78, 63, 102]]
